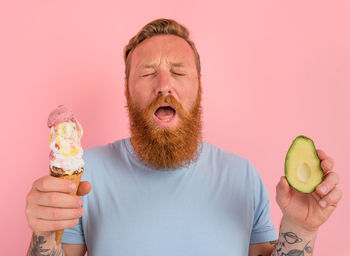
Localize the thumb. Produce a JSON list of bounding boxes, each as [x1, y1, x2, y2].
[[77, 181, 92, 196], [276, 176, 291, 209]]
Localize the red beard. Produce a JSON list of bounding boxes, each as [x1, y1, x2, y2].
[[125, 86, 202, 170]]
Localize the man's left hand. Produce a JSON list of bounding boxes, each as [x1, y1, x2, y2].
[[276, 149, 342, 232]]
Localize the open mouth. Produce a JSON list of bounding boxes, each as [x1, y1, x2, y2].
[[153, 105, 177, 126]]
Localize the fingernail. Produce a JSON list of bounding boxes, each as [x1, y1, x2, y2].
[[319, 185, 327, 194], [319, 200, 327, 208]]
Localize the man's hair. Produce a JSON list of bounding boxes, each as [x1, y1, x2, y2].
[[123, 18, 201, 79]]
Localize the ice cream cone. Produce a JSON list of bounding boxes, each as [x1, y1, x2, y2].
[[50, 166, 84, 245]]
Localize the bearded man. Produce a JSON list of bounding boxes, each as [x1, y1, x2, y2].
[[26, 19, 342, 256]]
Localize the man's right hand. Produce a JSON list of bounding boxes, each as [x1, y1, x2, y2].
[[25, 175, 91, 237]]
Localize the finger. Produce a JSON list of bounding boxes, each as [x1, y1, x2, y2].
[[316, 149, 327, 161], [77, 181, 92, 196], [33, 176, 76, 193], [32, 191, 82, 208], [315, 172, 340, 197], [29, 218, 80, 233], [276, 176, 291, 209], [30, 205, 84, 220], [311, 190, 321, 202], [318, 187, 342, 208], [320, 157, 335, 174]]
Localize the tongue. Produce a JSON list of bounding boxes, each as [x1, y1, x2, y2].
[[155, 107, 175, 120]]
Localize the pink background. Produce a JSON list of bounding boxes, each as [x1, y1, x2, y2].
[[0, 0, 349, 255]]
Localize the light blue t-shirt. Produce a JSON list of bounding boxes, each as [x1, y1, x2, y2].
[[62, 138, 277, 255]]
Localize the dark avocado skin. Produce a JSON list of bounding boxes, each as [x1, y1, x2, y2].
[[285, 135, 323, 193]]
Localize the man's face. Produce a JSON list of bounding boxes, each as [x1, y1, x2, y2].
[[124, 34, 202, 170], [126, 34, 200, 128]]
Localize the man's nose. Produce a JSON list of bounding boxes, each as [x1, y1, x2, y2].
[[155, 70, 172, 96]]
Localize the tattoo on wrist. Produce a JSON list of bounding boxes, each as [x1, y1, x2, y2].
[[271, 231, 313, 256], [28, 234, 65, 256], [281, 232, 303, 244]]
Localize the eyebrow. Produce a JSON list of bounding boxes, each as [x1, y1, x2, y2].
[[139, 64, 156, 69], [170, 62, 186, 67]]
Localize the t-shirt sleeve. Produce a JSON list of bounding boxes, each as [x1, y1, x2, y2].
[[61, 216, 85, 244], [248, 161, 278, 244]]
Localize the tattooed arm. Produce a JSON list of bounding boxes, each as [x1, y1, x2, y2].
[[27, 233, 65, 256], [27, 233, 86, 256], [248, 219, 316, 256], [270, 219, 316, 256]]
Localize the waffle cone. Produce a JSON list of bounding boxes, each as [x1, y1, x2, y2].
[[49, 166, 84, 245]]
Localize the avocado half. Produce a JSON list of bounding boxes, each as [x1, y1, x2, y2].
[[285, 135, 323, 193]]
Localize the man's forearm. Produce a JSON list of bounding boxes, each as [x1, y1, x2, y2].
[[27, 233, 66, 256], [271, 218, 317, 256]]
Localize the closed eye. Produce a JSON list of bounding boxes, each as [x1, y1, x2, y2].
[[142, 72, 156, 77], [172, 71, 185, 76]]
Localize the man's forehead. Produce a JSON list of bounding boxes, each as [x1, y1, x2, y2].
[[132, 35, 196, 69]]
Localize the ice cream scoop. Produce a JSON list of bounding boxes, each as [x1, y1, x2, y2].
[[48, 105, 84, 172], [47, 105, 75, 128]]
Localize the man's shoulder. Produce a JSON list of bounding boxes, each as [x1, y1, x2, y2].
[[81, 138, 129, 180], [201, 141, 249, 165], [200, 141, 261, 187], [83, 138, 128, 162], [200, 141, 257, 175]]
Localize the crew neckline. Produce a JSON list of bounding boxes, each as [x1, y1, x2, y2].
[[123, 137, 203, 172]]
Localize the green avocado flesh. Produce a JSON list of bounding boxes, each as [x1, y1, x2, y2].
[[285, 135, 323, 193]]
